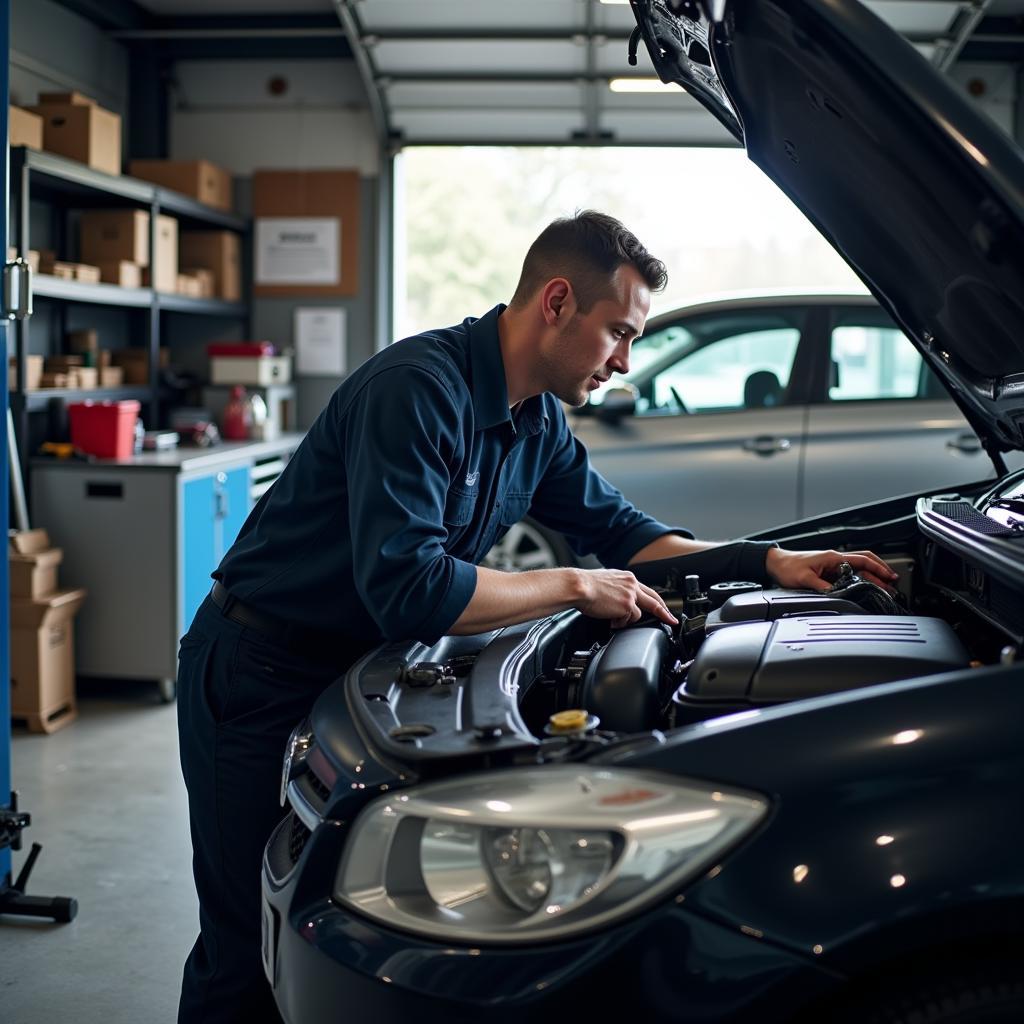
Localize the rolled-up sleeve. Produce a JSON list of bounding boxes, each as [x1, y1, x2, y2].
[[343, 366, 477, 643], [527, 408, 693, 568]]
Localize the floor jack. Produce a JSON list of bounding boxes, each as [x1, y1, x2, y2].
[[0, 791, 77, 922]]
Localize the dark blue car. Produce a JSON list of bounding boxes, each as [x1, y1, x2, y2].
[[262, 2, 1024, 1020]]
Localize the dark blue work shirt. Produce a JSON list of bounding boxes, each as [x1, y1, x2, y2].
[[217, 305, 689, 646]]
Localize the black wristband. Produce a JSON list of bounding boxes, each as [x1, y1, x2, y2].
[[630, 540, 780, 590]]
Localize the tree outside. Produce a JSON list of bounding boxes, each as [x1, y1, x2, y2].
[[397, 146, 864, 339]]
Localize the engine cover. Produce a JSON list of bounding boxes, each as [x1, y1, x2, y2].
[[686, 615, 969, 703]]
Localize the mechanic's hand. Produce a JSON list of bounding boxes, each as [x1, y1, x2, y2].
[[765, 547, 898, 593], [575, 569, 678, 629]]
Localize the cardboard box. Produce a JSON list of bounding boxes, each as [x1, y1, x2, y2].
[[179, 231, 241, 302], [8, 353, 44, 391], [176, 272, 202, 297], [129, 158, 233, 212], [9, 105, 43, 149], [75, 262, 101, 284], [138, 216, 179, 293], [210, 355, 291, 387], [10, 587, 86, 733], [111, 349, 148, 385], [46, 354, 83, 371], [48, 261, 77, 280], [97, 260, 142, 288], [9, 547, 63, 599], [181, 267, 215, 298], [38, 91, 95, 106], [30, 101, 121, 176], [10, 528, 51, 556], [80, 209, 149, 266], [40, 372, 70, 389], [111, 347, 168, 385], [68, 329, 99, 356], [70, 366, 98, 389], [99, 366, 123, 387]]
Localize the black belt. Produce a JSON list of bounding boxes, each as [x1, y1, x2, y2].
[[210, 580, 339, 657]]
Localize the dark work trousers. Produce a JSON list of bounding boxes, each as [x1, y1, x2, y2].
[[176, 594, 354, 1024]]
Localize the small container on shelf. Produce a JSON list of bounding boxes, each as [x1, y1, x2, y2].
[[208, 341, 291, 386], [68, 399, 140, 459]]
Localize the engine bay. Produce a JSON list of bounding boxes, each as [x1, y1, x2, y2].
[[343, 475, 1024, 771]]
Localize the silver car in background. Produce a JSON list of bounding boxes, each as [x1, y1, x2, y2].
[[486, 291, 1008, 570]]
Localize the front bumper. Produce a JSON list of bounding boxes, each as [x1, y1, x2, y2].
[[262, 809, 840, 1024]]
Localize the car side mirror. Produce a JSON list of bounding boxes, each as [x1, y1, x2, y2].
[[596, 387, 637, 423]]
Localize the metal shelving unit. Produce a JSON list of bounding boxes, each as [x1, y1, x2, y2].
[[7, 145, 249, 483]]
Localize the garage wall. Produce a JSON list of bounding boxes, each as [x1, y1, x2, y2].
[[9, 0, 128, 114], [950, 62, 1020, 140], [169, 59, 380, 427]]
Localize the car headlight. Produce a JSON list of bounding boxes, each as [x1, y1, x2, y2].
[[333, 766, 768, 943], [279, 718, 314, 806]]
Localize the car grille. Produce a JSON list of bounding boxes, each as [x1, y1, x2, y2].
[[306, 768, 331, 803], [288, 813, 312, 866]]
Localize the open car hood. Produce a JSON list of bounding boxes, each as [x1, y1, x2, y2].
[[631, 0, 1024, 459]]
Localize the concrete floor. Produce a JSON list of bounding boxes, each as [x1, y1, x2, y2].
[[2, 680, 197, 1023]]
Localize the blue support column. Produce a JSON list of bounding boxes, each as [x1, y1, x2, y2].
[[1, 0, 12, 889]]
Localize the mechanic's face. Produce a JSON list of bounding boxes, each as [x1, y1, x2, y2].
[[541, 264, 650, 407]]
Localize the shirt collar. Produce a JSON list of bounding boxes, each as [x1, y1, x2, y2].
[[467, 304, 549, 436]]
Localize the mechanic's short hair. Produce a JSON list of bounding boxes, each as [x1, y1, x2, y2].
[[510, 210, 667, 312]]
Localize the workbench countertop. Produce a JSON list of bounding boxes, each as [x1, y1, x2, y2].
[[32, 433, 306, 474]]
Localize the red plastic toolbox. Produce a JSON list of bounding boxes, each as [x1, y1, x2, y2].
[[68, 400, 140, 459]]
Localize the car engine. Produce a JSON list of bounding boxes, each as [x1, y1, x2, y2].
[[329, 475, 1024, 776]]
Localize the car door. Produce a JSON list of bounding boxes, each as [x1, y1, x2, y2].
[[571, 306, 810, 539], [802, 305, 997, 518]]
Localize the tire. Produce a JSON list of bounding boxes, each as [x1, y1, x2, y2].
[[482, 518, 577, 571]]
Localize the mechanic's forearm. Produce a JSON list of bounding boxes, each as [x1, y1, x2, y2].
[[628, 534, 722, 564], [449, 565, 586, 634]]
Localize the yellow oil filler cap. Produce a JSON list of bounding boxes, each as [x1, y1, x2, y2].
[[548, 709, 589, 734]]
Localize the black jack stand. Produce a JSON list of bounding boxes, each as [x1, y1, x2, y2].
[[0, 791, 77, 923]]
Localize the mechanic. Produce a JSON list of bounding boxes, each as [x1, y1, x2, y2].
[[176, 210, 898, 1023]]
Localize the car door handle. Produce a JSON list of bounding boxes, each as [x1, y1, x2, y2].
[[947, 432, 983, 454], [742, 436, 792, 456]]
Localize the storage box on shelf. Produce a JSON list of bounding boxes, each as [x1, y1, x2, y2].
[[28, 92, 121, 177], [8, 354, 43, 391], [179, 231, 241, 301], [9, 105, 43, 149], [79, 209, 178, 292], [69, 399, 140, 459], [8, 529, 85, 734], [208, 341, 291, 386], [129, 159, 233, 212]]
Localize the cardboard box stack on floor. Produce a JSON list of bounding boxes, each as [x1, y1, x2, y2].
[[9, 529, 86, 734]]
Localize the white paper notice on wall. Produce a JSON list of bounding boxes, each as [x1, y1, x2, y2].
[[295, 307, 347, 376], [256, 217, 340, 285]]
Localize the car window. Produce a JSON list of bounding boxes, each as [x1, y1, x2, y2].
[[645, 327, 800, 414], [829, 324, 924, 401], [590, 322, 696, 405]]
